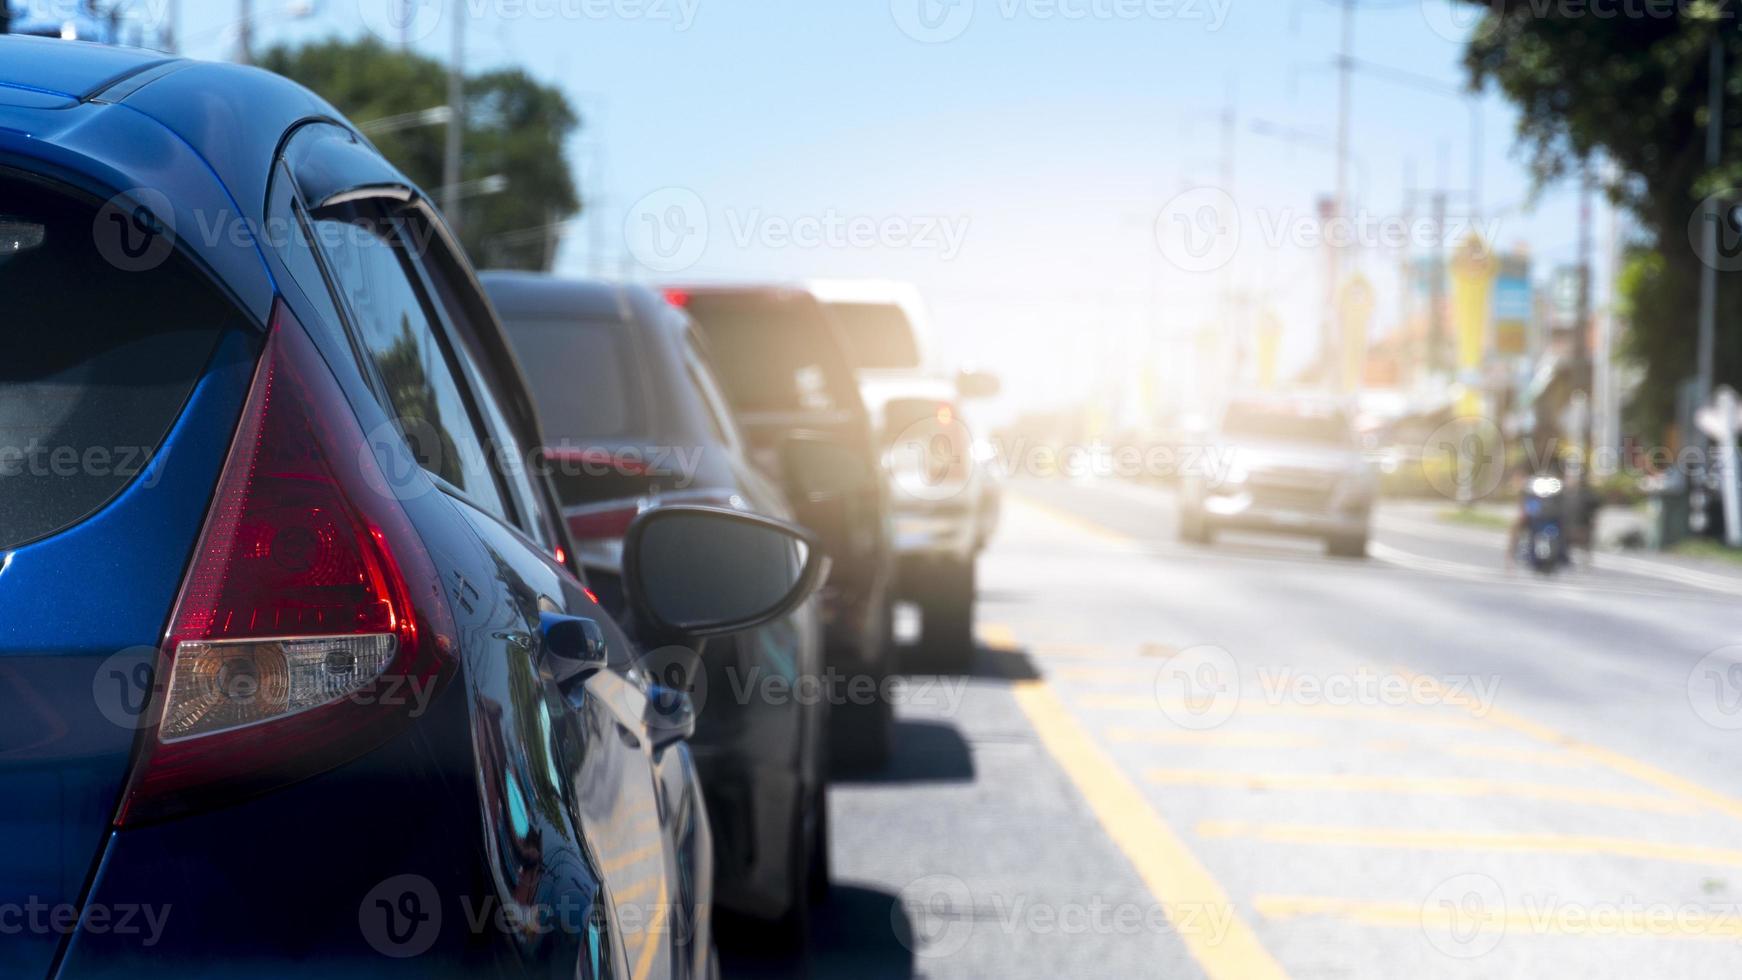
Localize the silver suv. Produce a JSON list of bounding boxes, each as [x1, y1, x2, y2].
[[1179, 395, 1375, 557], [809, 280, 1000, 669]]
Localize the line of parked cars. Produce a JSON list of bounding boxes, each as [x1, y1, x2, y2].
[[0, 37, 998, 979]]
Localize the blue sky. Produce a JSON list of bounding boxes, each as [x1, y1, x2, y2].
[[66, 0, 1611, 414]]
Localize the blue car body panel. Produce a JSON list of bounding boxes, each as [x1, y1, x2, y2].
[[0, 328, 257, 980]]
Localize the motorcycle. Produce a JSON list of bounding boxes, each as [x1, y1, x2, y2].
[[1517, 475, 1570, 573]]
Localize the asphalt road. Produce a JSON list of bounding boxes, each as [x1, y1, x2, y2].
[[726, 478, 1742, 979]]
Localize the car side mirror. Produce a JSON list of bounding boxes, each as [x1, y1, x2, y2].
[[956, 369, 1001, 400], [781, 433, 877, 501], [622, 505, 830, 641]]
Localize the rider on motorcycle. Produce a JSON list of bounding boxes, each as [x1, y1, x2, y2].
[[1505, 455, 1581, 570]]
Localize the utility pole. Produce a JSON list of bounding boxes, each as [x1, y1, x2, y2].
[[1219, 79, 1237, 380], [1329, 0, 1354, 384], [1697, 28, 1726, 429], [1429, 189, 1447, 375], [1595, 160, 1622, 465], [1574, 163, 1595, 481], [442, 9, 465, 235], [236, 0, 251, 63]]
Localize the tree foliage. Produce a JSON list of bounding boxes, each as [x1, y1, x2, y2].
[[1457, 2, 1741, 436], [260, 37, 579, 271]]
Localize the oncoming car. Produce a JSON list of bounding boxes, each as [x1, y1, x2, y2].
[[1178, 395, 1376, 557]]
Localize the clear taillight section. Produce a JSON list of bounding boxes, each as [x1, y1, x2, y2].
[[118, 301, 456, 824], [160, 635, 399, 741]]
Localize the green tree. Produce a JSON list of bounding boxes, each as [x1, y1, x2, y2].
[[260, 37, 579, 271], [1457, 3, 1742, 437]]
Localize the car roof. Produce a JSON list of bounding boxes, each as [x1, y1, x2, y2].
[[0, 36, 172, 98], [0, 38, 368, 325]]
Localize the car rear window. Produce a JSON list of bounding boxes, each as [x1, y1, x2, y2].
[[0, 174, 237, 550], [827, 301, 922, 370], [500, 316, 642, 442], [682, 295, 857, 415]]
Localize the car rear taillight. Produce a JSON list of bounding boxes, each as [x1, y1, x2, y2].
[[117, 301, 457, 825]]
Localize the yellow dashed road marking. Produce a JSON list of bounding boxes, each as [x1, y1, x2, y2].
[[1396, 667, 1742, 824], [1082, 694, 1497, 731], [978, 621, 1018, 651], [1108, 730, 1328, 749], [1445, 743, 1591, 767], [1053, 664, 1164, 682], [1009, 670, 1289, 980], [1254, 894, 1742, 940], [611, 875, 660, 905], [1197, 820, 1742, 869], [1005, 494, 1140, 549], [1146, 768, 1693, 814], [629, 880, 668, 980], [602, 840, 663, 875]]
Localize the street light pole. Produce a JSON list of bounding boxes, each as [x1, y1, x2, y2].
[[1697, 29, 1725, 426], [442, 10, 465, 235], [236, 0, 251, 63], [1330, 0, 1353, 384]]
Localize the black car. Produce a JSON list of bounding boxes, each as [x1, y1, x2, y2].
[[668, 286, 899, 768], [481, 273, 832, 940]]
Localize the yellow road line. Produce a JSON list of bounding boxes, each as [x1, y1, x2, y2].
[[629, 880, 668, 980], [1253, 893, 1742, 939], [602, 840, 663, 875], [1395, 667, 1742, 824], [1445, 743, 1590, 767], [1084, 695, 1496, 731], [1108, 730, 1327, 749], [1010, 676, 1289, 980], [1005, 493, 1139, 549], [611, 875, 661, 905], [1053, 664, 1163, 682], [977, 621, 1018, 651], [1107, 730, 1583, 762], [1031, 643, 1151, 660], [1146, 768, 1693, 814], [1197, 820, 1742, 869]]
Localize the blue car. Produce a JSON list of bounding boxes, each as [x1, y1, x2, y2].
[[0, 36, 825, 979]]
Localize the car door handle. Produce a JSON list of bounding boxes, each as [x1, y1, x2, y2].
[[540, 612, 608, 686], [644, 684, 696, 756]]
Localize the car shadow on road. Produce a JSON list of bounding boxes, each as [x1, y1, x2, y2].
[[896, 641, 1041, 681], [718, 883, 916, 979], [833, 718, 974, 785]]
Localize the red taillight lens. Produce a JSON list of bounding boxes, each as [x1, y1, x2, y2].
[[662, 288, 690, 308], [118, 301, 457, 825]]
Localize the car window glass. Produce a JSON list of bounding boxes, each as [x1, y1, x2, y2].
[[401, 227, 569, 553], [683, 297, 855, 415], [499, 315, 641, 443], [684, 344, 740, 450], [307, 204, 510, 521], [828, 301, 922, 370], [0, 173, 239, 550]]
